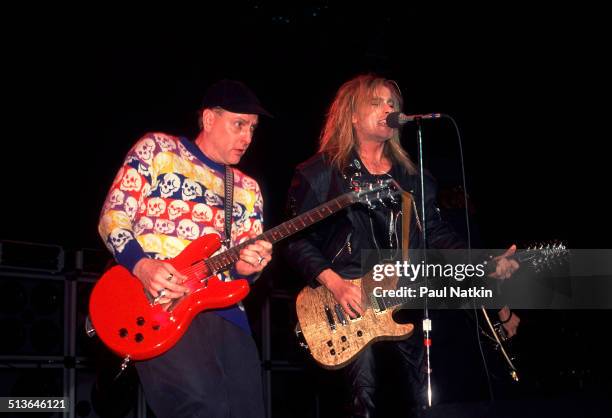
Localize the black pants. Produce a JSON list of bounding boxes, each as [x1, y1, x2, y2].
[[343, 334, 427, 418], [135, 312, 265, 418], [342, 310, 510, 417]]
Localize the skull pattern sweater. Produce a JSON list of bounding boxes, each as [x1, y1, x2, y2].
[[98, 132, 264, 333]]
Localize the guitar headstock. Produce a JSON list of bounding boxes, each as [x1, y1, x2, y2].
[[519, 241, 569, 273], [352, 178, 402, 209]]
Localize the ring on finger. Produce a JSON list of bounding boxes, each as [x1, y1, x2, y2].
[[153, 288, 167, 304]]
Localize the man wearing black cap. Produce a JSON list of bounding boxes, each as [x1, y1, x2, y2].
[[98, 79, 272, 417]]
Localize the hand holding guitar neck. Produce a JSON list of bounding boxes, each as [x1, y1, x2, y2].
[[234, 239, 273, 276], [487, 244, 520, 280]]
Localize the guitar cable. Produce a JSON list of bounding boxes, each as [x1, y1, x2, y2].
[[445, 114, 497, 402]]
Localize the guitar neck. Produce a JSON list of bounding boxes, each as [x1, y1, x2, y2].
[[374, 251, 527, 310], [373, 242, 566, 310], [205, 192, 357, 274], [484, 244, 565, 274]]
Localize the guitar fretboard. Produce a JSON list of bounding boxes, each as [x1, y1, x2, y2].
[[205, 192, 357, 274], [371, 242, 567, 310]]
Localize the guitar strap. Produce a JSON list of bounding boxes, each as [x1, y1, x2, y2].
[[223, 165, 234, 249], [401, 190, 413, 262]]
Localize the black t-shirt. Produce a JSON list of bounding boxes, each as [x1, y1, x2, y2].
[[351, 157, 412, 271]]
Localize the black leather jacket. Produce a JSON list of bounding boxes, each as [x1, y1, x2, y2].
[[284, 152, 465, 286]]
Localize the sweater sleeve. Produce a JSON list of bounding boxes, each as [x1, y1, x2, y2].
[[98, 134, 158, 272]]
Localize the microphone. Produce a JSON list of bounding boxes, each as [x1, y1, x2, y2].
[[386, 112, 443, 128]]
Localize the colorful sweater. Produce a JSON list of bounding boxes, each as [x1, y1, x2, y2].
[[98, 132, 264, 333]]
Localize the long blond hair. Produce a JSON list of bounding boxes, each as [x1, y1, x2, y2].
[[319, 74, 416, 174]]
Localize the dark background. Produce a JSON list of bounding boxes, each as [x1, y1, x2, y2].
[[3, 3, 610, 249], [2, 2, 611, 416]]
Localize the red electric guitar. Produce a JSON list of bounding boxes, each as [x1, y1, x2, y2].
[[88, 179, 400, 362]]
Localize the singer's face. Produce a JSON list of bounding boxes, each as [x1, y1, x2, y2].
[[200, 109, 258, 165], [352, 85, 398, 143]]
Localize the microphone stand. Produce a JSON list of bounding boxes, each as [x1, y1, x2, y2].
[[415, 117, 434, 408]]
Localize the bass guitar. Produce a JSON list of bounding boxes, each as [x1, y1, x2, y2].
[[296, 242, 568, 370]]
